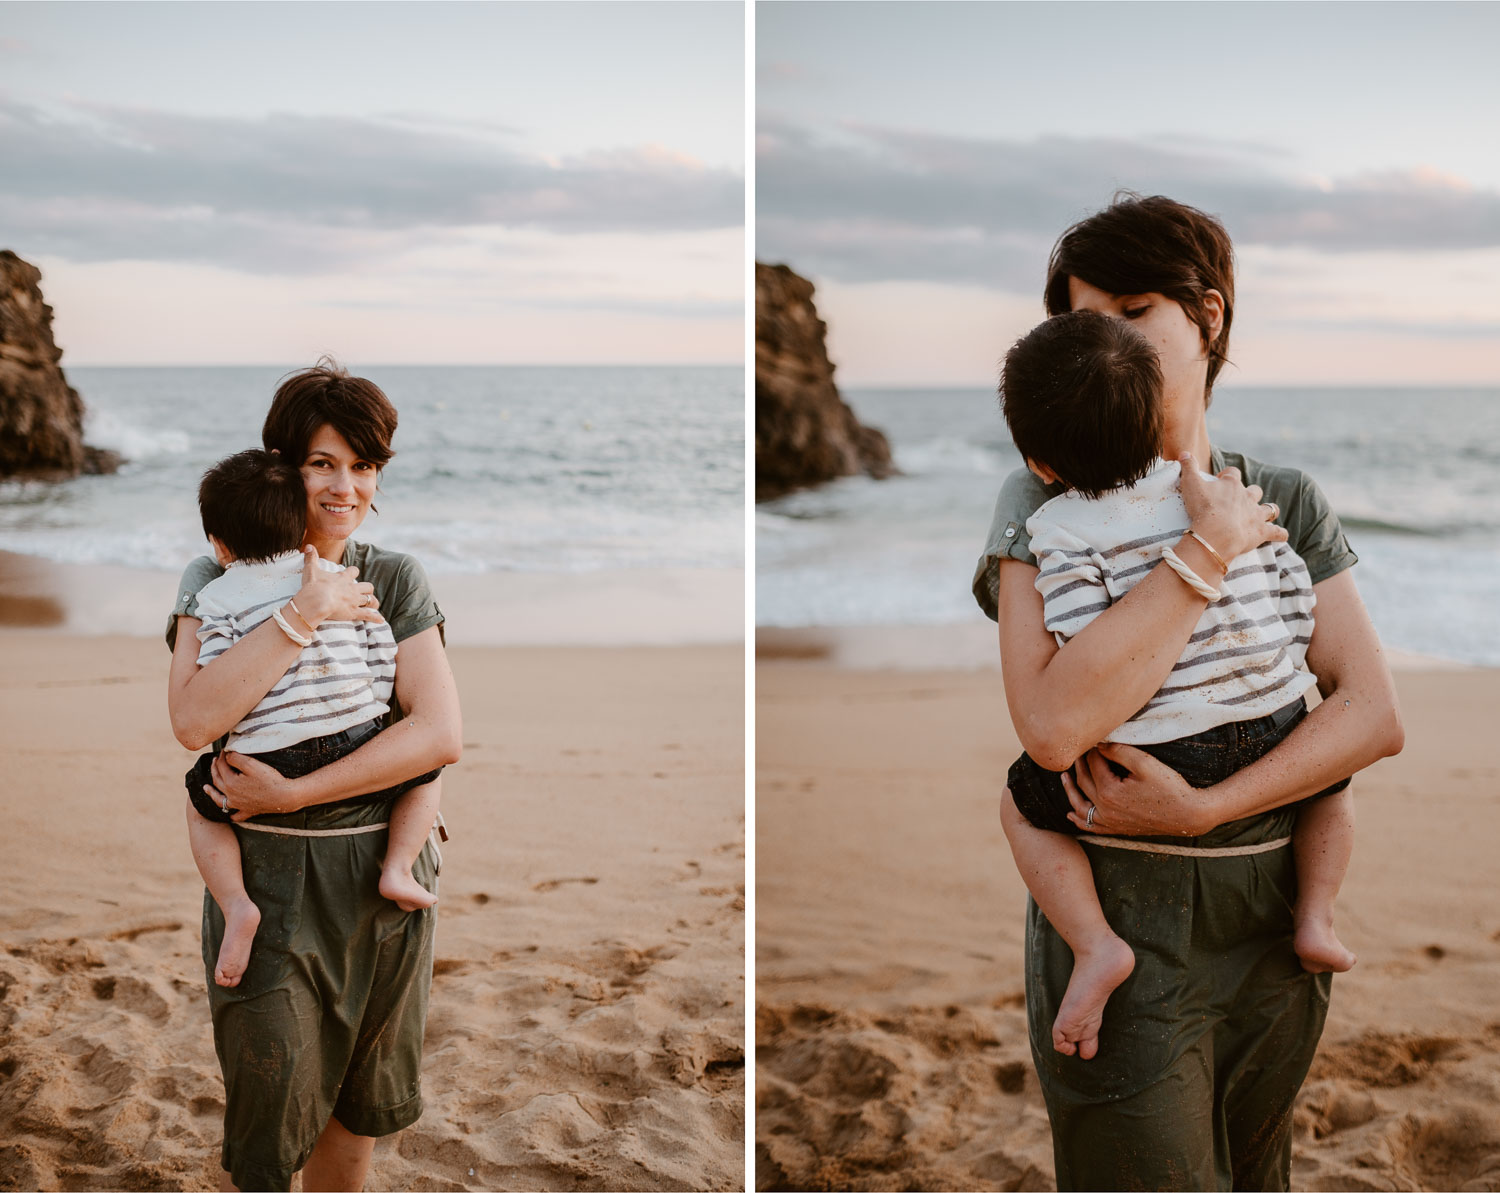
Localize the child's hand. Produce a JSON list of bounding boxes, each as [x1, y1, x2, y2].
[[295, 544, 382, 625], [1178, 452, 1288, 563]]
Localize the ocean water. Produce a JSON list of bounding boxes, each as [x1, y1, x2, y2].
[[757, 387, 1500, 667], [0, 365, 744, 576]]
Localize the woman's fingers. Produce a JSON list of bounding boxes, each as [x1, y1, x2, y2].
[[1063, 749, 1120, 833], [1181, 455, 1292, 557], [1062, 768, 1091, 814]]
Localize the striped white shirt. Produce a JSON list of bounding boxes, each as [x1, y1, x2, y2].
[[1028, 459, 1317, 745], [195, 552, 395, 753]]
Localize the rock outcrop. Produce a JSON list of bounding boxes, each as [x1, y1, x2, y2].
[[756, 262, 894, 502], [0, 250, 120, 480]]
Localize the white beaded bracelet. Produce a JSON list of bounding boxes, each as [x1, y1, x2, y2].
[[1161, 547, 1221, 601], [271, 605, 313, 647]]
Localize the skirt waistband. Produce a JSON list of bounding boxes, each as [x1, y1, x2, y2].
[[1079, 833, 1292, 857]]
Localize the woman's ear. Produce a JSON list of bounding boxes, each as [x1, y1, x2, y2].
[[1202, 289, 1225, 343]]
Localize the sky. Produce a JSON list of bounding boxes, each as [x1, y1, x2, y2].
[[757, 1, 1500, 387], [0, 1, 744, 365]]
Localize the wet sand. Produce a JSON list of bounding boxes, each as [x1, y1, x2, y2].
[[756, 655, 1500, 1192], [0, 589, 745, 1189]]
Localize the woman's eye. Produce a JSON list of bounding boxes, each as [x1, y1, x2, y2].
[[1124, 306, 1149, 320]]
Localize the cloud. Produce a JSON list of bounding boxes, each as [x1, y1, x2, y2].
[[756, 117, 1500, 289], [0, 98, 743, 273]]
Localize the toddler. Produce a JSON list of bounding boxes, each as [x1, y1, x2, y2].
[[997, 310, 1355, 1061], [185, 449, 442, 987]]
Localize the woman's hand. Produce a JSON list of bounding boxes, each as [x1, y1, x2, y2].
[[1179, 452, 1288, 562], [206, 752, 306, 821], [1063, 742, 1210, 837], [292, 545, 382, 628]]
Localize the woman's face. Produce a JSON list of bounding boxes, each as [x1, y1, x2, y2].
[[1066, 277, 1222, 413], [300, 423, 378, 546]]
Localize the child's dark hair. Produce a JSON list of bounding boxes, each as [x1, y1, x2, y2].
[[198, 450, 307, 563], [1000, 310, 1163, 499]]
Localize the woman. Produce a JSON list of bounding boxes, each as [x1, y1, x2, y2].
[[166, 362, 462, 1192], [973, 195, 1404, 1191]]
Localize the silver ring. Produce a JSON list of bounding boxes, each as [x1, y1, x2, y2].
[[1085, 804, 1096, 829], [221, 795, 230, 813], [1263, 501, 1280, 522]]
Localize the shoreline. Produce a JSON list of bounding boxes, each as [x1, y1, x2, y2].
[[0, 549, 744, 646], [756, 620, 1480, 672]]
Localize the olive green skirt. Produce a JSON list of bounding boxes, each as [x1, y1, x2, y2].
[[1026, 806, 1331, 1192], [201, 798, 438, 1192]]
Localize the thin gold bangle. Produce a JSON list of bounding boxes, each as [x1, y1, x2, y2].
[[1185, 529, 1230, 576], [286, 598, 316, 634]]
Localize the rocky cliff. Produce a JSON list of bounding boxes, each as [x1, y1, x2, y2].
[[755, 262, 893, 502], [0, 251, 119, 480]]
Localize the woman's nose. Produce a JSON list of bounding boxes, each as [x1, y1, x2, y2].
[[328, 469, 354, 494]]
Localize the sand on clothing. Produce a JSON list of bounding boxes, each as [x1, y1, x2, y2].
[[0, 555, 745, 1191], [755, 646, 1500, 1193]]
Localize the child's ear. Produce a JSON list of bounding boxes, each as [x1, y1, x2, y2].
[[1026, 458, 1060, 485], [208, 536, 232, 567]]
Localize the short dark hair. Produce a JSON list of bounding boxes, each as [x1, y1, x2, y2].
[[1044, 193, 1235, 404], [262, 357, 398, 468], [1000, 310, 1164, 499], [199, 449, 307, 563]]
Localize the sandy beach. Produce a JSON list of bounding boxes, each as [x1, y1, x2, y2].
[[755, 641, 1500, 1192], [0, 556, 745, 1191]]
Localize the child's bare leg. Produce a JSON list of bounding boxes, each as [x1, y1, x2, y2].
[[379, 778, 441, 912], [1001, 788, 1134, 1060], [1292, 787, 1356, 973], [185, 798, 260, 988]]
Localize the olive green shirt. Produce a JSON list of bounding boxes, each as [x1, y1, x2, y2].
[[971, 447, 1359, 622], [167, 540, 444, 652]]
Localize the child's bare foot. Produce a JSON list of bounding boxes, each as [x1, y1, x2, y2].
[[1053, 935, 1135, 1060], [379, 867, 438, 913], [1294, 909, 1356, 974], [215, 896, 261, 988]]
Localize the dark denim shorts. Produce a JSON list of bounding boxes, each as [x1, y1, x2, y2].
[[1007, 696, 1351, 835], [186, 716, 443, 824]]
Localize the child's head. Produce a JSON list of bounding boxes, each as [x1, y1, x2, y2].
[[198, 449, 307, 565], [1000, 309, 1164, 499]]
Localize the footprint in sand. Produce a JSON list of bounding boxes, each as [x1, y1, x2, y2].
[[532, 876, 600, 893], [1384, 1107, 1500, 1190], [105, 922, 184, 943], [1311, 1030, 1462, 1088]]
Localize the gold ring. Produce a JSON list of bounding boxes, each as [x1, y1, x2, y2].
[[1263, 502, 1280, 522]]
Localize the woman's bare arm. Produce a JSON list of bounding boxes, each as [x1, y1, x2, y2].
[[166, 547, 380, 750], [211, 626, 462, 819], [999, 456, 1287, 771], [999, 557, 1209, 770], [1062, 570, 1404, 837], [169, 614, 304, 750]]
